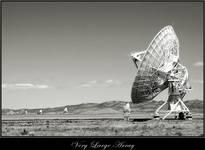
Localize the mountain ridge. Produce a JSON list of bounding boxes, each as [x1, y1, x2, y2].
[[2, 99, 203, 115]]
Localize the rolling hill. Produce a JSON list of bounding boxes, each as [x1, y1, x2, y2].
[[2, 99, 203, 115]]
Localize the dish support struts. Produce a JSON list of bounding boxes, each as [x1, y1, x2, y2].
[[130, 25, 192, 120]]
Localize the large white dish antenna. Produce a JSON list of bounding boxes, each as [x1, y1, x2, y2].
[[131, 25, 188, 104]]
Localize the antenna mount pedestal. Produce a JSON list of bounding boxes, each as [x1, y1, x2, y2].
[[154, 81, 192, 120]]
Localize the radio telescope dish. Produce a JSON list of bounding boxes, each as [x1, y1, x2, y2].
[[130, 25, 192, 120], [131, 25, 179, 103]]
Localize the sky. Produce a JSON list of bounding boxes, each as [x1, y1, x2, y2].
[[2, 2, 203, 109]]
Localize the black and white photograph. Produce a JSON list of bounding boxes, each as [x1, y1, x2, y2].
[[2, 2, 203, 136]]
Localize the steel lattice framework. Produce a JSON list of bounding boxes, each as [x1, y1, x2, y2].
[[130, 25, 191, 119]]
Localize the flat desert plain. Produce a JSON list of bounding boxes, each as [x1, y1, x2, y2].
[[2, 100, 203, 136], [2, 113, 203, 136]]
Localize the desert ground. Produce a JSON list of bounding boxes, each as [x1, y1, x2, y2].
[[2, 100, 203, 136], [2, 113, 203, 136]]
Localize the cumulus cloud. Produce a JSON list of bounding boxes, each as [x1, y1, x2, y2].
[[77, 79, 123, 88], [2, 83, 51, 90], [105, 79, 114, 83], [79, 83, 93, 88], [194, 61, 203, 67], [77, 80, 98, 88], [103, 79, 122, 87]]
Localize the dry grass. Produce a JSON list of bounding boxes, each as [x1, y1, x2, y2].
[[2, 117, 203, 136]]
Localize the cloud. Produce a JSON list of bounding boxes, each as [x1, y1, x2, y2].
[[105, 79, 114, 83], [77, 80, 98, 88], [191, 80, 203, 84], [77, 79, 123, 88], [79, 83, 93, 88], [103, 79, 122, 87], [2, 83, 51, 90], [194, 62, 203, 67]]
